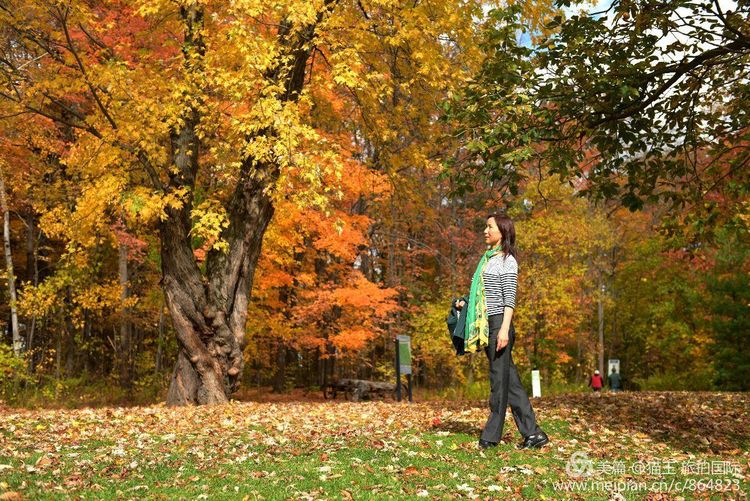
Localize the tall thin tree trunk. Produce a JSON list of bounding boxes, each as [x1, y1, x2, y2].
[[576, 326, 583, 383], [25, 211, 36, 283], [272, 339, 287, 393], [27, 315, 36, 374], [0, 167, 21, 356], [387, 193, 396, 288], [55, 311, 63, 399], [598, 277, 605, 376], [331, 351, 337, 383], [25, 211, 38, 373], [316, 347, 324, 387], [449, 196, 457, 293], [610, 249, 619, 366], [155, 302, 165, 376], [64, 327, 75, 376], [27, 215, 40, 375], [82, 313, 91, 374], [63, 288, 76, 377], [465, 353, 476, 387], [118, 240, 132, 388]]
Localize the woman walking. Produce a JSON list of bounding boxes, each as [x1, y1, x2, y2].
[[464, 214, 549, 450]]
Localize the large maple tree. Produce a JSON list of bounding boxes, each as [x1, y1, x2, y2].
[[0, 0, 509, 404]]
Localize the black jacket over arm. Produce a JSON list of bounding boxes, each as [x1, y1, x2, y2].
[[446, 296, 469, 356]]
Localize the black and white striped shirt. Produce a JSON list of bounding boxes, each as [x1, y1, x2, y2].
[[483, 253, 517, 314]]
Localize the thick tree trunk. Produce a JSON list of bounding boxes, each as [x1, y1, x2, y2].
[[0, 169, 21, 356], [161, 1, 331, 406], [161, 212, 230, 405], [162, 174, 275, 405], [162, 254, 270, 403]]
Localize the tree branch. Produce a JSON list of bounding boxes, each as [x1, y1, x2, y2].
[[57, 5, 119, 131], [589, 39, 750, 127]]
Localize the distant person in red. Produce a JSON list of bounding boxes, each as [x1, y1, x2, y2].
[[589, 370, 604, 392]]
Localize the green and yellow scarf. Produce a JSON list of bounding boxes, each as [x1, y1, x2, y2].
[[464, 244, 503, 353]]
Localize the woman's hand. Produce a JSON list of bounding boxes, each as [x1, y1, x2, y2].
[[496, 306, 514, 351], [496, 329, 510, 351]]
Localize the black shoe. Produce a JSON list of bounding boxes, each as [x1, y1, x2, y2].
[[478, 439, 497, 449], [519, 432, 549, 450]]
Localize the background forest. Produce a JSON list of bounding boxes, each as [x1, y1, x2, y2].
[[0, 0, 748, 406]]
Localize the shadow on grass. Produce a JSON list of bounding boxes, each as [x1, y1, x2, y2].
[[536, 391, 750, 454], [433, 419, 482, 436]]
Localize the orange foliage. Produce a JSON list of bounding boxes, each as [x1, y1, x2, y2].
[[248, 135, 399, 360]]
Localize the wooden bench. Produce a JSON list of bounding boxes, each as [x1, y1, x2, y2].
[[322, 378, 405, 402]]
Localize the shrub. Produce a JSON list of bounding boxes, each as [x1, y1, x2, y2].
[[0, 344, 30, 400], [633, 370, 716, 391]]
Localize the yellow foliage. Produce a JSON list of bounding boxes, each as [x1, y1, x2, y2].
[[189, 199, 230, 252], [123, 187, 190, 225], [17, 264, 132, 327]]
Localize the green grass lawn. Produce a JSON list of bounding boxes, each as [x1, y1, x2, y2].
[[0, 391, 748, 500]]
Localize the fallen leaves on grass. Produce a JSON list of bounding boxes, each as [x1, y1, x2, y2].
[[0, 392, 747, 498]]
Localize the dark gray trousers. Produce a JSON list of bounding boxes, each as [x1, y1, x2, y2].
[[480, 313, 542, 443]]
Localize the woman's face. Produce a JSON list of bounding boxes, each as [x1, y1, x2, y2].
[[484, 217, 502, 247]]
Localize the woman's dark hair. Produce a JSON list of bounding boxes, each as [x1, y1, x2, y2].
[[487, 213, 517, 261]]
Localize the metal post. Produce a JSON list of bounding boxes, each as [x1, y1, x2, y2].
[[407, 373, 413, 403], [395, 337, 401, 402]]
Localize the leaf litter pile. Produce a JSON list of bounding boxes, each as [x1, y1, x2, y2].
[[0, 391, 748, 500]]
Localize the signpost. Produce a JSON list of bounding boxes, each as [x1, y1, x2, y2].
[[531, 369, 541, 398], [608, 358, 620, 376], [395, 335, 413, 402]]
